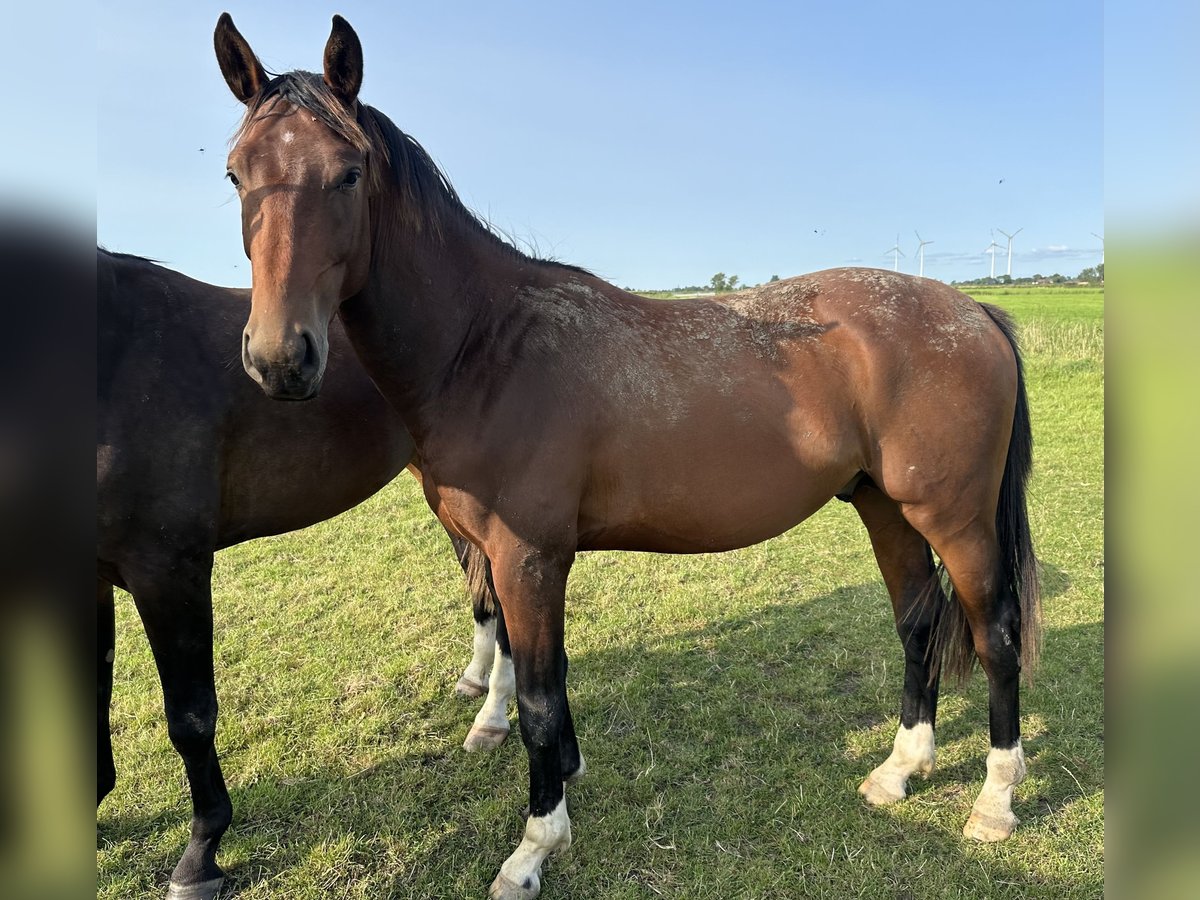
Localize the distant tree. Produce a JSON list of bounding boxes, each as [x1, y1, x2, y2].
[[769, 274, 780, 282], [727, 275, 740, 291], [710, 272, 728, 292]]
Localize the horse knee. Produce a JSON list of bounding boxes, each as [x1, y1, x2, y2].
[[165, 702, 218, 756], [516, 690, 566, 748]]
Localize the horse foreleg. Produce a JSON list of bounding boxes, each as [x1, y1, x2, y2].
[[486, 543, 576, 900], [128, 553, 231, 900], [98, 577, 117, 806], [852, 485, 940, 805]]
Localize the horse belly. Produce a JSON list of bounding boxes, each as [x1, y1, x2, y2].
[[578, 428, 852, 553]]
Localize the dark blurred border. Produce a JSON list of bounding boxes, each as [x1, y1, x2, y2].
[[0, 214, 96, 898], [1107, 233, 1199, 900], [0, 6, 96, 898], [1106, 1, 1200, 898]]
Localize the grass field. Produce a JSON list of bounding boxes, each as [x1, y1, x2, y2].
[[98, 286, 1104, 899]]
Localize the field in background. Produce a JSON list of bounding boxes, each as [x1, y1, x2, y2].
[[98, 286, 1104, 899]]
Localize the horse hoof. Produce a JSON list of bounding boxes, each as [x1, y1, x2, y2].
[[455, 676, 487, 699], [963, 810, 1018, 842], [464, 724, 510, 752], [488, 871, 540, 900], [858, 772, 906, 806], [166, 876, 225, 900]]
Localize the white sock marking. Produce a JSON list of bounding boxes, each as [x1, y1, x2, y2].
[[495, 797, 571, 895], [472, 651, 514, 734], [965, 741, 1026, 839], [459, 618, 497, 689], [859, 722, 935, 805]]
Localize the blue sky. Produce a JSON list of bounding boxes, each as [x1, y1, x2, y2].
[[97, 1, 1104, 287]]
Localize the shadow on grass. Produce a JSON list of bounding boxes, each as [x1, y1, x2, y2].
[[99, 569, 1101, 899]]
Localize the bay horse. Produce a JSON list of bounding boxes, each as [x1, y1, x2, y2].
[[97, 248, 513, 900], [214, 14, 1042, 899]]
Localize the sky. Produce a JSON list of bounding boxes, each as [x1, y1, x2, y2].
[[95, 1, 1106, 288]]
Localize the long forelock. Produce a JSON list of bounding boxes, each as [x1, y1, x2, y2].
[[235, 71, 370, 155]]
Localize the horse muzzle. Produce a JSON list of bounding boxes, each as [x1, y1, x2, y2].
[[242, 327, 326, 400]]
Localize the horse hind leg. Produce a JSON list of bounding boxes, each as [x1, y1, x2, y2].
[[906, 509, 1027, 842], [852, 484, 940, 806], [128, 553, 232, 900], [465, 583, 514, 753], [450, 534, 497, 699]]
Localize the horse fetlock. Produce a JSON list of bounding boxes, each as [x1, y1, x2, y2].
[[985, 742, 1026, 786], [564, 752, 587, 785], [458, 621, 498, 699], [492, 799, 570, 899], [860, 722, 934, 805], [963, 742, 1025, 841]]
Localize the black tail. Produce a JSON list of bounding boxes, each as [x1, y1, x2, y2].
[[927, 303, 1042, 685]]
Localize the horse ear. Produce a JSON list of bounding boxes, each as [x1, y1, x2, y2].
[[214, 12, 267, 104], [323, 15, 363, 106]]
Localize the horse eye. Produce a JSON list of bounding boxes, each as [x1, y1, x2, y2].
[[341, 169, 361, 188], [226, 171, 241, 187]]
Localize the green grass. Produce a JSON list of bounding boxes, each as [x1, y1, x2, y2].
[[99, 287, 1104, 898]]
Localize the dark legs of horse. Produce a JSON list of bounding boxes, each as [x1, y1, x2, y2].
[[98, 578, 117, 806], [448, 532, 500, 699], [852, 484, 942, 805], [905, 510, 1026, 842], [948, 537, 1025, 841], [128, 554, 232, 900], [487, 546, 578, 900]]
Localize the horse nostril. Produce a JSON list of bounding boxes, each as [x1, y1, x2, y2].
[[241, 330, 265, 385], [300, 330, 320, 376]]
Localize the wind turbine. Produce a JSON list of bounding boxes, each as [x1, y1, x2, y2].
[[884, 234, 905, 272], [914, 231, 934, 277], [997, 227, 1023, 278], [1091, 231, 1104, 265], [984, 231, 1002, 279]]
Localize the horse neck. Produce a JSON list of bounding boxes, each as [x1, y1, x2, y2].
[[338, 207, 531, 435]]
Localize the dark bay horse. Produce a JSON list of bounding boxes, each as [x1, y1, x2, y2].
[[214, 14, 1042, 899], [97, 248, 512, 900]]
